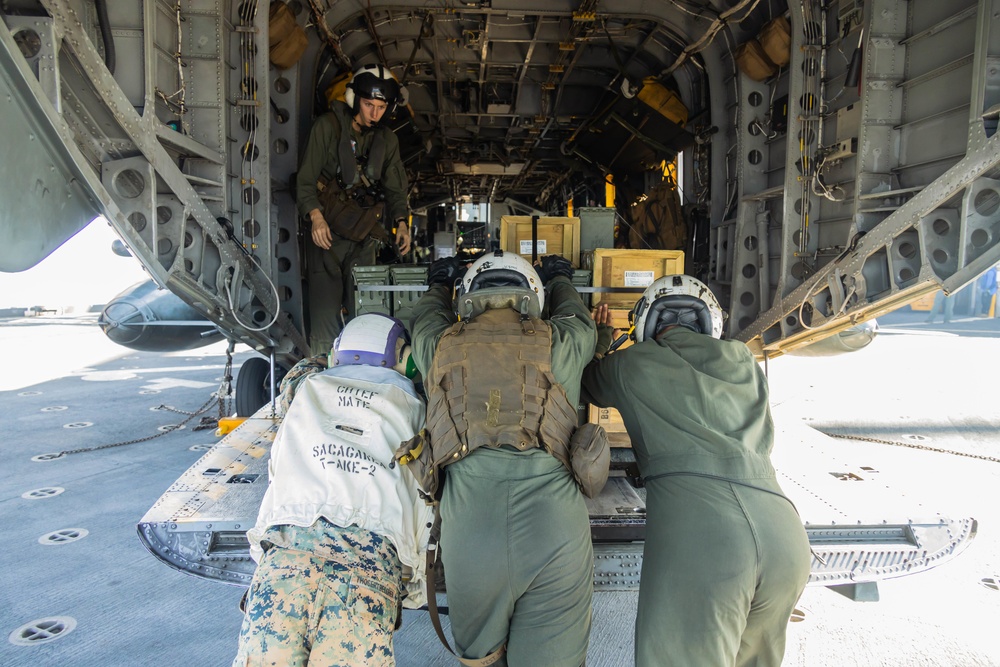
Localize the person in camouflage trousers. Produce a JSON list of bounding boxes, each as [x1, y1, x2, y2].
[[233, 524, 400, 666], [232, 313, 431, 666]]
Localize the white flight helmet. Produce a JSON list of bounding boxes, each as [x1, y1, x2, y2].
[[331, 313, 410, 371], [456, 250, 545, 318], [631, 275, 725, 342]]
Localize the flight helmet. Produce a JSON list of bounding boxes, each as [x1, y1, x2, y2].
[[456, 250, 545, 318], [631, 275, 725, 342], [344, 64, 403, 114], [331, 313, 410, 370]]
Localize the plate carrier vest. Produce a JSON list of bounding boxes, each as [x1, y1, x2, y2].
[[418, 307, 578, 497]]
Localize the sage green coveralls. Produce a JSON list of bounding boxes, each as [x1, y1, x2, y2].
[[410, 277, 597, 667], [582, 327, 810, 667], [296, 101, 409, 355]]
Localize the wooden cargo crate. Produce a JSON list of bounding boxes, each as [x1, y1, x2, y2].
[[588, 404, 631, 448], [500, 216, 581, 267], [588, 248, 685, 309]]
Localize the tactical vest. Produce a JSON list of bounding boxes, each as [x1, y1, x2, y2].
[[314, 114, 391, 243], [331, 116, 388, 191], [422, 308, 578, 484]]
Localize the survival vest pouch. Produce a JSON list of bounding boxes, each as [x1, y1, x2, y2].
[[316, 176, 386, 243], [394, 429, 441, 504], [569, 422, 611, 498]]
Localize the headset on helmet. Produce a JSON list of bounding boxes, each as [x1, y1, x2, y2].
[[456, 250, 545, 313], [343, 64, 405, 114], [331, 313, 410, 370], [630, 275, 725, 342]]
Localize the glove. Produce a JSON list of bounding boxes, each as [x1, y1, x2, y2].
[[536, 255, 574, 284], [427, 256, 464, 286]]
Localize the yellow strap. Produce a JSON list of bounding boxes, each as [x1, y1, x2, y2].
[[397, 438, 424, 465], [458, 645, 506, 666]]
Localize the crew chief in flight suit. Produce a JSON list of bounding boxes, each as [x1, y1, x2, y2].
[[406, 250, 597, 666], [583, 275, 811, 667], [232, 313, 431, 667], [297, 64, 412, 356]]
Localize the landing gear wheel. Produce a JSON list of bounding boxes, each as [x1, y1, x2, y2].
[[234, 356, 282, 417]]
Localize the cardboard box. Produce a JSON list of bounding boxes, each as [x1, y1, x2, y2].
[[589, 249, 685, 309], [500, 216, 581, 267]]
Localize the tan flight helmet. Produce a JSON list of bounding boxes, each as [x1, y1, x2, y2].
[[630, 274, 726, 342], [454, 250, 545, 320]]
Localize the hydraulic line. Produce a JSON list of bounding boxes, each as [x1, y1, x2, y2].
[[94, 0, 115, 74]]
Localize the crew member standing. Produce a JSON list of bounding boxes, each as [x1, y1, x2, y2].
[[400, 251, 602, 667], [297, 64, 412, 355], [583, 275, 810, 667]]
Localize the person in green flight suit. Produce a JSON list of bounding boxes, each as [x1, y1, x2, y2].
[[583, 274, 810, 667], [297, 63, 412, 356], [404, 250, 598, 667]]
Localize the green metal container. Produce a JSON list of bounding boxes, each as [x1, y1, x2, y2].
[[391, 266, 429, 326], [571, 269, 593, 308], [352, 265, 391, 316]]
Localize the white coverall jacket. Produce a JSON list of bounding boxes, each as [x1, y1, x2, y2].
[[247, 365, 432, 607]]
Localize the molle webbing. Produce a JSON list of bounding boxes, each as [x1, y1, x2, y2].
[[424, 309, 576, 470]]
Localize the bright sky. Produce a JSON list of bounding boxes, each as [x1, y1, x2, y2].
[[0, 217, 149, 310]]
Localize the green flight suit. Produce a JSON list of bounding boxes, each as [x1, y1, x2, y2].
[[582, 327, 810, 667], [410, 277, 597, 667], [296, 101, 409, 355]]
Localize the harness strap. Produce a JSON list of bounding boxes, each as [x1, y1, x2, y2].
[[425, 511, 506, 667]]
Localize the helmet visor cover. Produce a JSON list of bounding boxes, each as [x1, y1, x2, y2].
[[332, 313, 409, 368], [354, 74, 399, 103], [349, 65, 400, 107]]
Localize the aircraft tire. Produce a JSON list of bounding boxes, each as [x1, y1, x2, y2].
[[235, 357, 270, 416]]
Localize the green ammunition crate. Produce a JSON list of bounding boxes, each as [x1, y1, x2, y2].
[[571, 269, 593, 309], [391, 266, 429, 327], [352, 265, 391, 316]]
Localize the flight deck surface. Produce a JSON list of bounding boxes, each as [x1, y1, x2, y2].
[[1, 310, 999, 666]]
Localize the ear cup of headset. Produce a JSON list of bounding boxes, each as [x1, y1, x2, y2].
[[344, 83, 356, 113]]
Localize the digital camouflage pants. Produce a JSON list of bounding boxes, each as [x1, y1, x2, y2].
[[232, 522, 401, 667]]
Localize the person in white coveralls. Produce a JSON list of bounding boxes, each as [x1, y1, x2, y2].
[[232, 313, 430, 667]]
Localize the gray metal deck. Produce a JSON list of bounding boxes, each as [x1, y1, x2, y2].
[[2, 310, 999, 666]]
